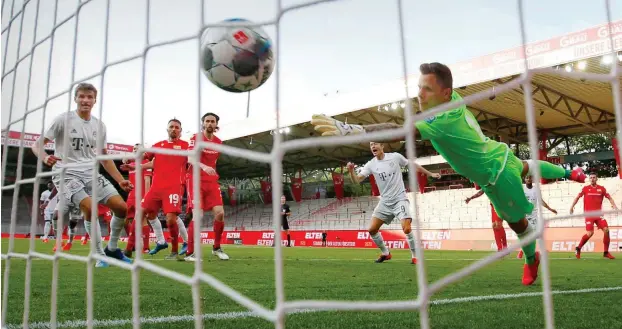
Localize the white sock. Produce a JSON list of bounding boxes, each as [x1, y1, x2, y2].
[[84, 220, 105, 255], [43, 221, 51, 239], [405, 231, 417, 258], [107, 215, 126, 251], [371, 232, 389, 255], [149, 218, 165, 244], [176, 217, 188, 242]]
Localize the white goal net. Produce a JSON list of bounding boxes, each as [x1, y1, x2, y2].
[[1, 0, 621, 329]]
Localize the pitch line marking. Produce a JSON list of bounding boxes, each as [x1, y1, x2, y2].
[[5, 286, 621, 329]]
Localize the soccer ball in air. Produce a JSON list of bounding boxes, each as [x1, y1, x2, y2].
[[200, 18, 274, 93]]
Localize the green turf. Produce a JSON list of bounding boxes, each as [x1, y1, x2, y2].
[[1, 239, 621, 329]]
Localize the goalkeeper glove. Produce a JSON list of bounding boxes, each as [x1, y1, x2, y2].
[[310, 114, 365, 136]]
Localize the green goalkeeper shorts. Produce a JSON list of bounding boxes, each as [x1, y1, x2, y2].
[[481, 153, 534, 223]]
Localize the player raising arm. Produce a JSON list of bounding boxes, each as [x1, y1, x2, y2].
[[348, 142, 440, 264], [312, 63, 586, 285], [570, 172, 617, 260], [31, 83, 133, 267], [184, 112, 229, 261]]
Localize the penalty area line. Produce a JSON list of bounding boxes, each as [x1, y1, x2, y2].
[[6, 286, 621, 329]]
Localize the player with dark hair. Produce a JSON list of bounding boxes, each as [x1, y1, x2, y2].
[[570, 172, 617, 259], [311, 62, 587, 285], [184, 112, 229, 261], [31, 83, 133, 267], [139, 119, 188, 259]]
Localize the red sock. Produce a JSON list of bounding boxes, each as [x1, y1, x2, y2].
[[142, 225, 150, 251], [169, 221, 179, 253], [187, 220, 195, 255], [493, 227, 504, 251], [126, 220, 136, 252], [213, 220, 224, 249], [603, 233, 610, 253], [578, 234, 590, 249]]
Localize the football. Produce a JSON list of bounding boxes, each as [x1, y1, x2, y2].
[[200, 18, 274, 93]]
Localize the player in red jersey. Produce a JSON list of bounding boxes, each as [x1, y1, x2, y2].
[[121, 143, 153, 257], [183, 112, 229, 261], [140, 119, 188, 259], [465, 189, 508, 252], [570, 172, 617, 259]]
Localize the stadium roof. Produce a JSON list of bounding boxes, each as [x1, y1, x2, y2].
[[215, 20, 622, 179]]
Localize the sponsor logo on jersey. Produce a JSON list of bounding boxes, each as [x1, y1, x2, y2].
[[424, 115, 436, 123]]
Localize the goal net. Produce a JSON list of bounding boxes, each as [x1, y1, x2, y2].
[[1, 0, 621, 328]]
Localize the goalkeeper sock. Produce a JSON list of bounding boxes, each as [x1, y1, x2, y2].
[[371, 232, 389, 255], [516, 221, 537, 265], [529, 160, 568, 179]]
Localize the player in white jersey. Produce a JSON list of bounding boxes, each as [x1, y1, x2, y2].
[[517, 175, 557, 259], [31, 83, 133, 268], [347, 142, 441, 264], [40, 182, 55, 242], [52, 199, 84, 252]]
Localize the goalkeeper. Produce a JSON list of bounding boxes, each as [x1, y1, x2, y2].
[[311, 62, 586, 286]]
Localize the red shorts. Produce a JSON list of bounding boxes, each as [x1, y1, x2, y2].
[[490, 203, 502, 223], [98, 204, 112, 222], [585, 217, 608, 231], [187, 179, 222, 212], [141, 185, 184, 215]]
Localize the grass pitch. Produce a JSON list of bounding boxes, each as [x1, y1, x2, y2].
[[2, 239, 621, 329]]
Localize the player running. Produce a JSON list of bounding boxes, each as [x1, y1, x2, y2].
[[311, 63, 586, 285], [183, 112, 229, 261], [347, 141, 441, 264], [140, 119, 188, 259], [465, 189, 507, 252], [121, 143, 153, 257], [570, 172, 617, 259], [31, 83, 133, 267]]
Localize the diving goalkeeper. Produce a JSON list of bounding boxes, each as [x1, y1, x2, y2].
[[310, 62, 586, 286]]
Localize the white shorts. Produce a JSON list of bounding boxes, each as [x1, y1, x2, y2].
[[43, 211, 54, 222], [372, 199, 412, 225], [53, 174, 118, 209]]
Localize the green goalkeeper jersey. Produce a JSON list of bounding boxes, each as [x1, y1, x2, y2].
[[415, 91, 510, 187]]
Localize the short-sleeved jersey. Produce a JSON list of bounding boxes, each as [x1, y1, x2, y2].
[[281, 204, 291, 221], [523, 185, 538, 217], [147, 139, 189, 189], [579, 184, 610, 212], [359, 152, 408, 203], [188, 133, 221, 182], [40, 190, 51, 202], [415, 91, 509, 187], [44, 111, 108, 180]]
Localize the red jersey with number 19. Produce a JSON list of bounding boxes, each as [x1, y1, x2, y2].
[[147, 139, 189, 188], [579, 184, 610, 212], [188, 133, 221, 182]]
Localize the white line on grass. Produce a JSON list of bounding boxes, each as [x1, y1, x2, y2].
[[6, 286, 621, 329]]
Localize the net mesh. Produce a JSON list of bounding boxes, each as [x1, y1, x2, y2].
[[1, 0, 621, 328]]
